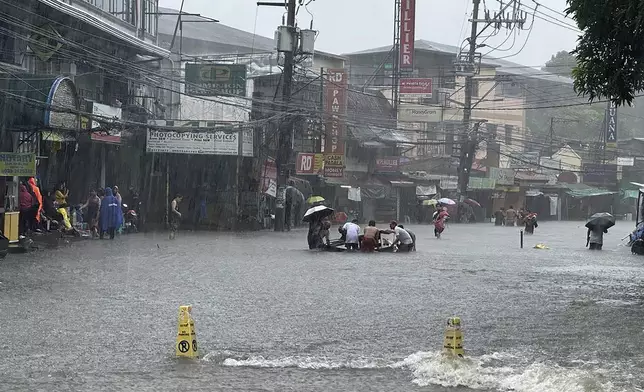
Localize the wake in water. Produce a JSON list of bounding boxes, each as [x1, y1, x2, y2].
[[207, 350, 619, 392]]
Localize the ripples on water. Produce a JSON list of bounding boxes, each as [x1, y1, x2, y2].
[[0, 223, 643, 391]]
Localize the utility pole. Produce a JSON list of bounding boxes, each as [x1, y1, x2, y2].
[[457, 0, 527, 200], [258, 0, 297, 232], [457, 0, 481, 201]]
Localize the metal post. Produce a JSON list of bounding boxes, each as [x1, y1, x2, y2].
[[274, 0, 297, 232], [520, 229, 524, 248]]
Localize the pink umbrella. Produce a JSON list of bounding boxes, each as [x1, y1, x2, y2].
[[464, 198, 481, 208]]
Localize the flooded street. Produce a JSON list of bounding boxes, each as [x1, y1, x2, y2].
[[1, 221, 643, 391]]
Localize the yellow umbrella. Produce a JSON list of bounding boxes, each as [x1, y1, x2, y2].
[[422, 199, 438, 206], [307, 196, 325, 204]]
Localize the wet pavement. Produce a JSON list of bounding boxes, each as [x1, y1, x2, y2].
[[0, 221, 643, 391]]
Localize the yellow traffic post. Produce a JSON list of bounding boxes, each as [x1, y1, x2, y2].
[[176, 305, 199, 358], [443, 317, 464, 357]]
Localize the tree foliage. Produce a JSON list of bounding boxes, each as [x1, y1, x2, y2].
[[566, 0, 644, 106], [541, 51, 576, 77]]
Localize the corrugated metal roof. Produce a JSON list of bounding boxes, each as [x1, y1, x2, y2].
[[345, 39, 573, 85]]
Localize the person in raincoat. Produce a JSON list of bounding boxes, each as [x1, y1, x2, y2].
[[28, 178, 43, 228], [99, 187, 122, 239]]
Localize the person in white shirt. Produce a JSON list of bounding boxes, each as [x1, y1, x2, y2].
[[386, 220, 413, 252], [342, 219, 361, 251]]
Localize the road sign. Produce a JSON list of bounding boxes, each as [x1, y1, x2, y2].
[[185, 64, 247, 97]]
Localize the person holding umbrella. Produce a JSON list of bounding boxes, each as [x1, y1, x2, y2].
[[303, 204, 334, 249], [586, 212, 615, 250]]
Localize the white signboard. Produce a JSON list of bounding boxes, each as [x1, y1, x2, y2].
[[617, 157, 635, 167], [398, 105, 442, 123], [147, 120, 252, 156], [440, 176, 458, 190], [488, 167, 515, 186]]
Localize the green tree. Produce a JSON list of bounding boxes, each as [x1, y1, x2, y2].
[[566, 0, 644, 105], [541, 51, 576, 77]]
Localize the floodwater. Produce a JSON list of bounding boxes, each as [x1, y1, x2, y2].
[[0, 221, 643, 391]]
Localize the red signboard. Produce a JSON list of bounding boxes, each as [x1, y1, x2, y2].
[[399, 78, 432, 96], [295, 153, 324, 175], [399, 0, 416, 69], [375, 156, 400, 173], [324, 69, 347, 156]]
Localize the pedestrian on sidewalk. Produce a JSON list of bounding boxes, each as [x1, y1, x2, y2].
[[99, 187, 122, 240], [19, 183, 33, 236]]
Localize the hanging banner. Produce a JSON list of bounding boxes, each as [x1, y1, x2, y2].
[[605, 100, 618, 149], [90, 102, 122, 144], [0, 153, 36, 177], [399, 0, 416, 69], [261, 157, 277, 197]]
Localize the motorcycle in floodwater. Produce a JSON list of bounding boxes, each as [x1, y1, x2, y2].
[[122, 203, 140, 233]]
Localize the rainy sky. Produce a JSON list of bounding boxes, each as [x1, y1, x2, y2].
[[158, 0, 578, 67]]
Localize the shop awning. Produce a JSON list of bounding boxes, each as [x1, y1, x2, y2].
[[565, 186, 616, 198], [622, 190, 639, 199]]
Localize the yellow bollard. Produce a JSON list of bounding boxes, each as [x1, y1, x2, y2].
[[443, 317, 464, 357], [176, 305, 199, 358]]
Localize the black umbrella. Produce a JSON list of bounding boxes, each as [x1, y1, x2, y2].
[[585, 212, 616, 230], [302, 205, 334, 222]]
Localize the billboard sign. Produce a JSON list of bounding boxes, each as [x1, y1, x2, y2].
[[146, 120, 252, 156], [324, 69, 347, 156], [583, 163, 618, 186], [399, 78, 432, 97], [488, 167, 515, 186], [185, 63, 247, 97], [605, 100, 618, 149], [509, 152, 540, 169], [375, 156, 400, 173], [617, 157, 634, 167], [0, 153, 36, 177], [296, 153, 324, 175], [323, 153, 344, 178], [398, 105, 442, 122], [399, 0, 416, 69]]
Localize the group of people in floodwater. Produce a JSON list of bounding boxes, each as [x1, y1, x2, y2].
[[493, 205, 538, 234], [306, 205, 451, 252], [18, 178, 130, 240]]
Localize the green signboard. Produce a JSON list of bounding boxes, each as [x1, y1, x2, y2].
[[185, 63, 247, 97]]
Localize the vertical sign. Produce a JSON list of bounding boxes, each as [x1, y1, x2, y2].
[[399, 0, 416, 69], [324, 69, 347, 178], [605, 100, 618, 149]]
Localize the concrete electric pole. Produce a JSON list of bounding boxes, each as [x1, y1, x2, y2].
[[258, 0, 297, 232]]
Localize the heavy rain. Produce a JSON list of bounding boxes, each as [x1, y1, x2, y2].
[[1, 0, 643, 391]]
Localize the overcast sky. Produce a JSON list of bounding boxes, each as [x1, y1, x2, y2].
[[158, 0, 578, 67]]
